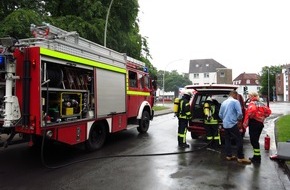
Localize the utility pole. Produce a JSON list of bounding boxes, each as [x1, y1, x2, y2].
[[267, 68, 270, 107], [104, 0, 114, 47]]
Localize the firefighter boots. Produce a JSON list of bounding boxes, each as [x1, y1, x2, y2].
[[179, 143, 190, 148], [249, 156, 261, 163]]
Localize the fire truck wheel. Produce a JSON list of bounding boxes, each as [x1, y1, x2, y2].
[[137, 110, 150, 133], [86, 123, 107, 151]]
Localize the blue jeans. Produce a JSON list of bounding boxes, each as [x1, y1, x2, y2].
[[224, 124, 244, 159]]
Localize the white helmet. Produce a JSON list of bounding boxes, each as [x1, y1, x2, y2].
[[184, 91, 192, 97], [206, 96, 212, 101]]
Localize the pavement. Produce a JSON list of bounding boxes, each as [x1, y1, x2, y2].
[[154, 104, 290, 180], [1, 104, 289, 179]]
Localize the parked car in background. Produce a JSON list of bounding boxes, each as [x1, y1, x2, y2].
[[184, 84, 244, 141]]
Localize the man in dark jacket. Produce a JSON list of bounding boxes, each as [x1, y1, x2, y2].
[[177, 91, 192, 148]]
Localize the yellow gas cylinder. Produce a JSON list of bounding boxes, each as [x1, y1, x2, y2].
[[173, 98, 180, 114]]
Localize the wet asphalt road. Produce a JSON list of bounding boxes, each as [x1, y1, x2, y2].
[[0, 102, 290, 190]]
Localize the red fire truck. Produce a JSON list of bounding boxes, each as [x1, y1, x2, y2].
[[0, 24, 156, 151]]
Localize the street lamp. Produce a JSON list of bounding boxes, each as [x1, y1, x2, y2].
[[104, 0, 114, 47], [267, 68, 270, 106], [162, 59, 183, 106]]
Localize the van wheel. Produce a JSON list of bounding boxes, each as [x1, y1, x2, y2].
[[137, 111, 150, 133], [191, 132, 198, 139], [86, 123, 107, 152]]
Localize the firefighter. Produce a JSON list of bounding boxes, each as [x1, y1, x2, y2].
[[243, 92, 271, 163], [203, 96, 220, 148], [177, 91, 192, 148]]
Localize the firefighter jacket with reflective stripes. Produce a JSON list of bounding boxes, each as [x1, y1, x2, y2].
[[178, 98, 192, 120], [203, 101, 218, 124]]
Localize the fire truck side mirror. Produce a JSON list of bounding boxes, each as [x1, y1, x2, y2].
[[152, 79, 157, 90]]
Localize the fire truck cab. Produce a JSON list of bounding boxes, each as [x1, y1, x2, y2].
[[0, 23, 156, 151]]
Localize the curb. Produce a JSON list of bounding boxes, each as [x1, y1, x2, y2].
[[154, 110, 173, 117], [273, 118, 290, 179]]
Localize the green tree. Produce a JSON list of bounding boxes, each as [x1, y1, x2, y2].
[[0, 0, 156, 77], [259, 65, 282, 101], [0, 9, 44, 38], [157, 70, 192, 92]]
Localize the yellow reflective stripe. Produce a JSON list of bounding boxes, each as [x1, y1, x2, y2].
[[178, 133, 185, 138], [40, 48, 126, 74], [205, 120, 218, 124], [183, 129, 187, 143], [253, 149, 261, 155], [254, 149, 260, 152], [127, 90, 150, 96]]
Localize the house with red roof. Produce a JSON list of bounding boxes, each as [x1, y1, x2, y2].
[[233, 72, 261, 99]]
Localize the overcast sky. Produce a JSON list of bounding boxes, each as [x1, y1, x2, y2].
[[138, 0, 290, 78]]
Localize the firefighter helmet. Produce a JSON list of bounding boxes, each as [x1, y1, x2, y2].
[[183, 91, 192, 97]]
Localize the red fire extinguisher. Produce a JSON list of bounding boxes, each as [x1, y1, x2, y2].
[[264, 134, 270, 150]]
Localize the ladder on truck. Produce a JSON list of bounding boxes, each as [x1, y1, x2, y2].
[[20, 23, 147, 69]]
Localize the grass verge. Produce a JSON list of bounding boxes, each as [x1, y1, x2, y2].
[[276, 115, 290, 142], [276, 115, 290, 166], [152, 105, 170, 111]]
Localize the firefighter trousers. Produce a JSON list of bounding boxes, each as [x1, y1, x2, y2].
[[248, 119, 264, 157], [178, 118, 188, 145], [204, 124, 220, 147]]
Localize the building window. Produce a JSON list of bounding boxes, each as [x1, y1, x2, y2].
[[194, 73, 199, 78], [257, 87, 260, 91], [194, 83, 199, 85], [286, 85, 288, 91], [246, 79, 250, 84], [220, 72, 225, 77], [204, 83, 209, 85], [204, 73, 209, 78]]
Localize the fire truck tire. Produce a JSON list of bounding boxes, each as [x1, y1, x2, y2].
[[85, 122, 107, 151], [137, 110, 150, 133]]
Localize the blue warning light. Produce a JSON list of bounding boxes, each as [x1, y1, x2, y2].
[[0, 56, 6, 70]]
